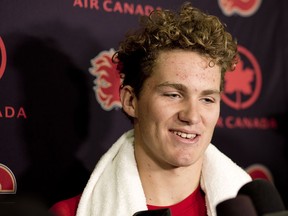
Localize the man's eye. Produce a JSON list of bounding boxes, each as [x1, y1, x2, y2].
[[202, 98, 214, 103], [164, 93, 181, 98]]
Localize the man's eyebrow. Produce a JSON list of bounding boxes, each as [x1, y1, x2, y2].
[[201, 89, 221, 96], [157, 82, 220, 94], [156, 82, 187, 91]]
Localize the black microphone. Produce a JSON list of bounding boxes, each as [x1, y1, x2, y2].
[[238, 179, 288, 216], [133, 208, 171, 216], [216, 194, 257, 216], [0, 194, 53, 216], [264, 212, 288, 216]]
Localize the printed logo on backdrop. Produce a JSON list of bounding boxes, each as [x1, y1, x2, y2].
[[0, 163, 17, 194], [0, 36, 27, 119], [73, 0, 161, 16], [218, 0, 262, 16], [218, 45, 277, 130], [0, 106, 27, 119], [89, 49, 122, 111], [0, 37, 7, 80], [222, 45, 261, 110], [246, 163, 274, 183]]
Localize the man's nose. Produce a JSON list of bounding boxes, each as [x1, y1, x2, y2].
[[178, 100, 201, 125]]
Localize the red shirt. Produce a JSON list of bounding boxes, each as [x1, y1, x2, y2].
[[50, 186, 207, 216], [147, 185, 207, 216], [50, 194, 81, 216]]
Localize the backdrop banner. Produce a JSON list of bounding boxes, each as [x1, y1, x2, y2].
[[0, 0, 287, 209]]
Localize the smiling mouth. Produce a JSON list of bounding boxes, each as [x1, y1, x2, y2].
[[172, 131, 197, 139]]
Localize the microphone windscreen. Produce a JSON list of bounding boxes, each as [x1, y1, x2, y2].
[[216, 195, 257, 216], [133, 208, 171, 216], [0, 200, 53, 216], [238, 179, 285, 215], [263, 211, 288, 216]]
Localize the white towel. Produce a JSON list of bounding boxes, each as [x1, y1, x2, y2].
[[201, 144, 252, 216], [76, 129, 251, 216]]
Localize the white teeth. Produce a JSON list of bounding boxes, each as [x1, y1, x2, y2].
[[173, 131, 196, 139], [186, 134, 194, 139]]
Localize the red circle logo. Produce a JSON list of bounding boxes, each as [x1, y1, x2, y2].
[[0, 163, 17, 194], [246, 163, 274, 183], [221, 45, 262, 110], [0, 37, 7, 80]]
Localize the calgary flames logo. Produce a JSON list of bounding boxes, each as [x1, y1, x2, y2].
[[218, 0, 262, 16], [90, 49, 122, 111], [0, 36, 7, 80], [0, 163, 17, 194], [222, 45, 262, 110]]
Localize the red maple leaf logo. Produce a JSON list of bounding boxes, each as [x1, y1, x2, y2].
[[221, 45, 262, 110], [224, 59, 254, 95]]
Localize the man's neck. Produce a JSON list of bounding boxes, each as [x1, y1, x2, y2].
[[136, 152, 203, 206]]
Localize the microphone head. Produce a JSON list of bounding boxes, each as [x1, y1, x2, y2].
[[133, 208, 171, 216], [216, 195, 257, 216], [0, 195, 53, 216], [238, 179, 285, 215]]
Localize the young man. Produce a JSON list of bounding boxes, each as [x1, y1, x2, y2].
[[51, 2, 251, 216]]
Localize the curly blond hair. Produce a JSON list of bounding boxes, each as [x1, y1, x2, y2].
[[113, 2, 238, 96]]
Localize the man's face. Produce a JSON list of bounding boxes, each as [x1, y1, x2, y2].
[[129, 50, 221, 169]]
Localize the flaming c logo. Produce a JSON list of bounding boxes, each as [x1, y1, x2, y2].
[[222, 45, 262, 110], [90, 49, 122, 111], [218, 0, 262, 16], [0, 37, 7, 80], [0, 163, 17, 194]]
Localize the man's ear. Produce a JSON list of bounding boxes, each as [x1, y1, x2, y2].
[[120, 85, 138, 118]]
